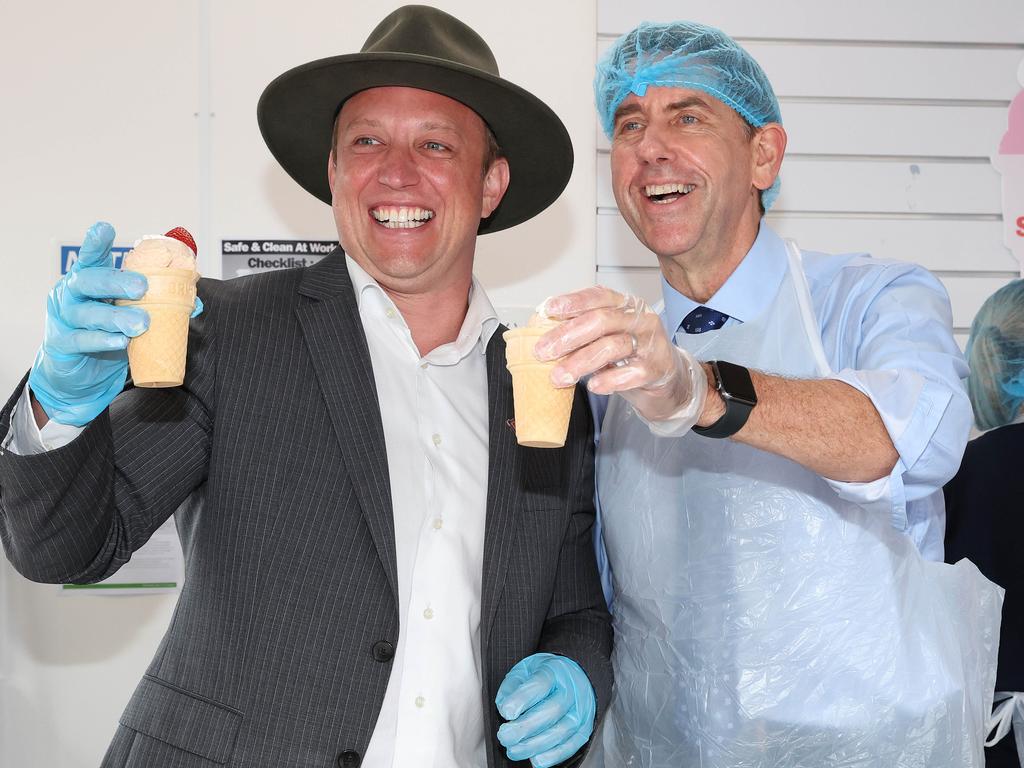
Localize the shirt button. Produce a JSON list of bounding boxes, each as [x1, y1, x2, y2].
[[432, 518, 443, 530], [420, 362, 428, 370], [415, 696, 426, 708], [423, 607, 434, 620], [432, 433, 442, 446], [385, 308, 396, 319], [371, 640, 395, 662]]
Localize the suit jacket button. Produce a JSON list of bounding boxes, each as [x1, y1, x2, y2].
[[371, 640, 395, 662], [337, 751, 360, 767]]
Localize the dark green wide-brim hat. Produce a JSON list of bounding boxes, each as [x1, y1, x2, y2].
[[257, 4, 574, 234]]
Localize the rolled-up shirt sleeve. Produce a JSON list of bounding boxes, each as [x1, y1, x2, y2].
[[821, 260, 971, 537]]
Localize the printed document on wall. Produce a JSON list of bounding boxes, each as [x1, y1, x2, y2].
[[58, 517, 184, 596]]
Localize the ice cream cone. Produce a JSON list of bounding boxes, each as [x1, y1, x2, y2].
[[117, 267, 199, 387], [503, 326, 575, 448]]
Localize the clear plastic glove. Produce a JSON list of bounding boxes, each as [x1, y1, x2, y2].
[[495, 652, 596, 768], [534, 286, 707, 425], [29, 222, 149, 427]]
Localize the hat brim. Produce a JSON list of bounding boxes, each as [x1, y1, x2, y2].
[[257, 52, 574, 235]]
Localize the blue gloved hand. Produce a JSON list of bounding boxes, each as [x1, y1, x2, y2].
[[28, 221, 150, 426], [495, 652, 596, 768]]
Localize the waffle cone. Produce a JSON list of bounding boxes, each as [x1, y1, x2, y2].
[[116, 267, 199, 387], [503, 327, 575, 448]]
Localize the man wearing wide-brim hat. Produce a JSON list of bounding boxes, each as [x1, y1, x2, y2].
[[0, 5, 611, 768]]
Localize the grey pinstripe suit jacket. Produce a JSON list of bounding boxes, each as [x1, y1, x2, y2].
[[0, 248, 612, 768]]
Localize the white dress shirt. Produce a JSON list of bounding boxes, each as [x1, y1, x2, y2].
[[346, 256, 497, 768], [4, 256, 501, 767]]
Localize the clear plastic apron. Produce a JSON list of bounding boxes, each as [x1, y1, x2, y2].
[[987, 692, 1024, 766], [596, 241, 1003, 767]]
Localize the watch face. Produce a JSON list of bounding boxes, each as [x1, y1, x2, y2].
[[716, 361, 757, 406]]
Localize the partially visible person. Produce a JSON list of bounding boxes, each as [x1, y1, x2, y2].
[[945, 278, 1024, 768]]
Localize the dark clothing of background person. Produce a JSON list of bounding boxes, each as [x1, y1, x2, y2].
[[945, 421, 1024, 768]]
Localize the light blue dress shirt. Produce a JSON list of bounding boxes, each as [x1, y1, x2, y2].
[[593, 221, 971, 603]]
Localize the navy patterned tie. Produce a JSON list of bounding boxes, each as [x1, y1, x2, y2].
[[680, 306, 730, 334]]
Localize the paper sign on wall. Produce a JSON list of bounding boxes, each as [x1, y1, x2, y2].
[[992, 59, 1024, 277], [61, 244, 132, 275], [222, 238, 337, 279], [59, 517, 183, 596]]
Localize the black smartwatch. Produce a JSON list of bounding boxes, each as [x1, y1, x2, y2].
[[692, 360, 757, 439]]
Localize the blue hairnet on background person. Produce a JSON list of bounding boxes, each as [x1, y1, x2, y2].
[[965, 279, 1024, 431], [945, 278, 1024, 768]]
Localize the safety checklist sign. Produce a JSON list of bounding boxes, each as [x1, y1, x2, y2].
[[222, 238, 336, 278]]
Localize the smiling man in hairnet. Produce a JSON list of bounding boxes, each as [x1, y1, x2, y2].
[[535, 21, 1004, 768]]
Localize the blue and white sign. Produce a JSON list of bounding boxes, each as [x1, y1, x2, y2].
[[61, 244, 132, 275]]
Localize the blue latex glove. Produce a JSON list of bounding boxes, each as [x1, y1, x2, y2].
[[495, 653, 596, 767], [29, 222, 205, 426], [28, 221, 148, 426], [28, 220, 192, 427]]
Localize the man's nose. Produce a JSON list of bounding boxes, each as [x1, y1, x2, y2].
[[377, 146, 420, 188], [636, 125, 676, 165]]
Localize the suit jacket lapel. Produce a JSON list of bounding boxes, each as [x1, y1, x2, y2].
[[295, 248, 398, 604], [481, 327, 519, 652]]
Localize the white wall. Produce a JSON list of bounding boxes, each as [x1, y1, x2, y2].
[[0, 2, 595, 766], [2, 4, 205, 765]]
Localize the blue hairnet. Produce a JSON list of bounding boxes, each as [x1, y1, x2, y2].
[[595, 21, 783, 209], [965, 278, 1024, 431]]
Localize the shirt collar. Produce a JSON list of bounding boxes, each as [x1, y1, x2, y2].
[[344, 254, 499, 361], [661, 219, 788, 334]]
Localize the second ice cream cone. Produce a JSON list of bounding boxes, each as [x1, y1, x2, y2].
[[503, 326, 575, 448]]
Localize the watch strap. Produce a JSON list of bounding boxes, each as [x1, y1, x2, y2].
[[691, 399, 753, 438], [692, 361, 756, 439]]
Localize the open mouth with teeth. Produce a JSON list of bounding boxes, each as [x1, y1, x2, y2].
[[370, 206, 436, 229], [644, 183, 696, 204]]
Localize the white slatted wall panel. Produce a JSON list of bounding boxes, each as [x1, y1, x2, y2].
[[596, 0, 1024, 349]]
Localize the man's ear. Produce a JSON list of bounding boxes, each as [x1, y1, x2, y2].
[[481, 157, 511, 219], [327, 149, 336, 192], [751, 123, 787, 194]]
